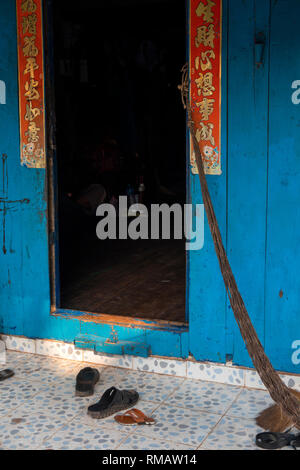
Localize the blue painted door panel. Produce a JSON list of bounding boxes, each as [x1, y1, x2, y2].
[[227, 0, 270, 368], [265, 0, 300, 373], [188, 0, 228, 364], [0, 0, 51, 337], [227, 0, 300, 373]]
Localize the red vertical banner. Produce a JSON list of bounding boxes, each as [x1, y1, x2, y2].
[[190, 0, 222, 175], [16, 0, 46, 168]]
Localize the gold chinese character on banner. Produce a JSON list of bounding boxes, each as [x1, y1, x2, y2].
[[195, 24, 215, 48], [195, 72, 215, 97], [24, 101, 40, 121], [196, 0, 215, 23], [22, 14, 37, 35], [197, 98, 215, 121], [21, 0, 37, 13], [200, 50, 216, 71], [24, 57, 39, 78], [25, 121, 40, 143], [24, 78, 40, 101], [196, 122, 215, 146], [23, 36, 38, 57]]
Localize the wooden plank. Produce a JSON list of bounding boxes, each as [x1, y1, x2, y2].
[[188, 0, 228, 363], [0, 0, 33, 335], [74, 333, 151, 357], [265, 0, 300, 373], [226, 0, 270, 367]]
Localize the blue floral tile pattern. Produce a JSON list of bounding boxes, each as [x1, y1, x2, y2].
[[83, 349, 133, 369], [167, 379, 242, 415], [1, 346, 299, 450], [199, 415, 265, 450], [245, 369, 300, 392], [3, 353, 79, 384], [187, 361, 245, 386], [4, 335, 300, 393], [132, 404, 221, 448], [118, 434, 195, 450], [23, 391, 91, 420], [132, 356, 187, 377], [5, 350, 32, 364], [38, 422, 128, 450], [87, 366, 185, 403], [226, 388, 275, 419], [0, 376, 49, 397], [103, 368, 185, 403], [2, 335, 36, 354], [244, 370, 266, 390], [0, 396, 26, 418], [35, 339, 83, 361], [0, 411, 69, 450]]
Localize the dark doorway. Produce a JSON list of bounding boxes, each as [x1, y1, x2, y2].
[[52, 0, 187, 323]]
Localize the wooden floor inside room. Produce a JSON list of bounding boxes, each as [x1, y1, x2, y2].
[[60, 238, 186, 323]]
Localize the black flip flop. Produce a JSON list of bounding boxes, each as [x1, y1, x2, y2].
[[87, 386, 139, 419], [0, 369, 14, 382], [75, 367, 100, 397], [256, 432, 300, 450]]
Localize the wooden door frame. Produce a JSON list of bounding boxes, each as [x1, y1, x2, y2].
[[42, 0, 189, 358]]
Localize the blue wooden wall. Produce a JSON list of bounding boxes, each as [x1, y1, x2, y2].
[[265, 0, 300, 372], [0, 0, 51, 338], [0, 0, 299, 373], [188, 0, 300, 374]]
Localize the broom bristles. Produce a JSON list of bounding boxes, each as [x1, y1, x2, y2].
[[256, 389, 300, 432]]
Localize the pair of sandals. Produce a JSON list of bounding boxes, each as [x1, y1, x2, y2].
[[75, 367, 156, 425], [256, 431, 300, 450]]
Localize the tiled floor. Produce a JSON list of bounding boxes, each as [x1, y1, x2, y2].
[[0, 350, 292, 450]]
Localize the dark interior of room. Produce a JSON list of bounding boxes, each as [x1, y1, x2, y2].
[[52, 0, 187, 323]]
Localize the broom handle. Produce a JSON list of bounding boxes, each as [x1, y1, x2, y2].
[[180, 65, 300, 428]]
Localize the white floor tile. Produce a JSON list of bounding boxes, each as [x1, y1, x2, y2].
[[131, 403, 221, 448], [226, 388, 274, 419], [1, 349, 293, 451], [167, 379, 242, 415], [199, 415, 265, 450], [38, 421, 129, 450]]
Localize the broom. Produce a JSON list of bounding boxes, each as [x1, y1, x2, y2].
[[178, 64, 300, 432], [256, 389, 300, 432]]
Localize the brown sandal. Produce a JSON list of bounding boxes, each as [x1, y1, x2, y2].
[[114, 408, 156, 426]]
